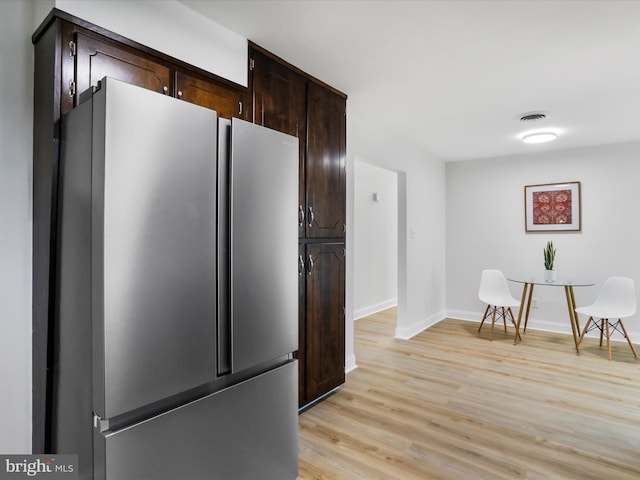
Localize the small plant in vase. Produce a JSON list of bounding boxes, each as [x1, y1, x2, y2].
[[544, 241, 556, 282]]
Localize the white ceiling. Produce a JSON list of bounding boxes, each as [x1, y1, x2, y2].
[[179, 0, 640, 161]]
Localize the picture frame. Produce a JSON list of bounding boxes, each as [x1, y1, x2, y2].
[[524, 181, 581, 232]]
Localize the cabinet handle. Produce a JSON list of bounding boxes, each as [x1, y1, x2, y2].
[[299, 255, 305, 277], [68, 79, 76, 98], [298, 205, 304, 226], [238, 101, 243, 115], [308, 206, 314, 228], [307, 255, 314, 276]]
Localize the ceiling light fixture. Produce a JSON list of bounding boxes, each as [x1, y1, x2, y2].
[[522, 132, 557, 144]]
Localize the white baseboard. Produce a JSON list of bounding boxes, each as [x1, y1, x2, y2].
[[354, 298, 398, 320], [444, 309, 640, 344], [345, 354, 358, 374], [394, 310, 446, 340]]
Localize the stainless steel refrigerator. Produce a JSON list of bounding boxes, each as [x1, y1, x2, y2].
[[53, 77, 299, 480]]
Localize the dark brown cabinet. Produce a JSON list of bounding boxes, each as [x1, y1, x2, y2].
[[74, 31, 172, 102], [249, 46, 346, 408], [302, 243, 346, 403], [306, 82, 347, 239], [32, 9, 249, 453], [297, 243, 345, 407], [250, 50, 307, 237], [176, 71, 247, 120]]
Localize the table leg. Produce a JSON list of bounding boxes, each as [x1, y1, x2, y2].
[[514, 283, 531, 345], [564, 285, 581, 354], [523, 283, 534, 333], [568, 286, 580, 333]]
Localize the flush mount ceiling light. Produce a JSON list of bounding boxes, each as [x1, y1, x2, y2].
[[522, 132, 557, 144]]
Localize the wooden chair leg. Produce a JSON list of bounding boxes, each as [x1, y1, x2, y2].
[[501, 307, 507, 334], [478, 304, 490, 333], [605, 319, 612, 360], [578, 317, 593, 346], [490, 306, 497, 341], [617, 319, 639, 358]]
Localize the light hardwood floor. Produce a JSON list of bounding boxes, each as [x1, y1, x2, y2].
[[298, 308, 640, 479]]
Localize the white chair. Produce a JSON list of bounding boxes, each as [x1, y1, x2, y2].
[[575, 277, 638, 360], [478, 269, 521, 341]]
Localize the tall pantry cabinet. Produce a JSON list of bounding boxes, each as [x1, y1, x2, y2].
[[249, 46, 346, 408]]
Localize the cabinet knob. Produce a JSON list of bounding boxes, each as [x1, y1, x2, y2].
[[163, 86, 168, 94], [177, 90, 183, 98]]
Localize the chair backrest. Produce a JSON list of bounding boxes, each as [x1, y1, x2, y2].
[[478, 269, 511, 305], [594, 276, 637, 318]]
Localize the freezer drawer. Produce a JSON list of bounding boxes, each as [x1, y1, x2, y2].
[[93, 361, 298, 480]]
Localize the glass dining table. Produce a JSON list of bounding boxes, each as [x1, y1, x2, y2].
[[507, 277, 595, 354]]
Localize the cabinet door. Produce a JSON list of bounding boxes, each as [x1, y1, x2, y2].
[[176, 71, 247, 120], [74, 31, 171, 103], [250, 49, 307, 237], [304, 243, 345, 401], [306, 83, 346, 239]]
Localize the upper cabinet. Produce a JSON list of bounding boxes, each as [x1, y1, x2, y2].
[[250, 49, 307, 138], [57, 18, 247, 119], [73, 31, 172, 102], [306, 82, 346, 239], [176, 71, 247, 120], [249, 47, 346, 240], [250, 50, 307, 237]]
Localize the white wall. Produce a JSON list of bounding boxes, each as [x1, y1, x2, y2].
[[56, 0, 247, 86], [446, 141, 640, 342], [353, 161, 398, 318], [346, 114, 447, 364], [0, 0, 35, 454]]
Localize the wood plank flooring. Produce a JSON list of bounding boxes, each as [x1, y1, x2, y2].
[[298, 308, 640, 479]]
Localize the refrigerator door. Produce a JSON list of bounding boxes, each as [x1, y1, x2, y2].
[[91, 78, 218, 419], [229, 119, 299, 373], [94, 361, 299, 480]]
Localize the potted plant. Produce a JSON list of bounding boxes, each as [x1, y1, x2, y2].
[[544, 241, 556, 282]]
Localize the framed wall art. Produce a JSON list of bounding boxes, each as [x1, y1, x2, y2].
[[524, 181, 581, 232]]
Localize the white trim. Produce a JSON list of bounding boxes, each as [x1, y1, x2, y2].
[[354, 298, 398, 320], [444, 309, 640, 344], [345, 354, 358, 374], [394, 310, 446, 340]]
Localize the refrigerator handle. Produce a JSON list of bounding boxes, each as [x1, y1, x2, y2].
[[217, 118, 232, 376]]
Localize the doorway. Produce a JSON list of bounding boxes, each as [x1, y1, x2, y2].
[[353, 160, 399, 327]]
